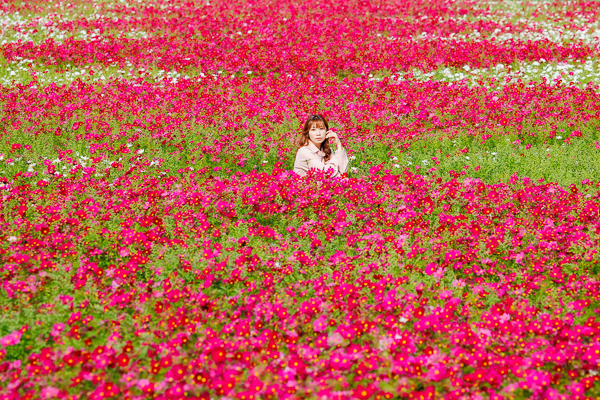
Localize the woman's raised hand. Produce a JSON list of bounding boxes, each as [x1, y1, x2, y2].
[[325, 130, 342, 148]]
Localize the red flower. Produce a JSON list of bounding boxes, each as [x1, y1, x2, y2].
[[408, 386, 435, 399], [236, 391, 256, 400], [161, 356, 173, 369], [413, 307, 425, 319], [63, 351, 81, 367], [353, 385, 376, 399], [123, 341, 134, 353], [193, 371, 208, 385], [212, 347, 226, 363], [70, 372, 85, 387], [167, 364, 186, 381], [116, 353, 129, 367], [214, 378, 236, 395]]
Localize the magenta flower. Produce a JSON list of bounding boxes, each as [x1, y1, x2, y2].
[[352, 384, 376, 399]]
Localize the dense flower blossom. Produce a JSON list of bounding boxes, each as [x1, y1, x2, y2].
[[0, 0, 600, 399]]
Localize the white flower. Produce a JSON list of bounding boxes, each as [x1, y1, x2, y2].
[[351, 167, 358, 173], [394, 164, 400, 168], [556, 136, 563, 139], [465, 156, 470, 160], [7, 236, 17, 242]]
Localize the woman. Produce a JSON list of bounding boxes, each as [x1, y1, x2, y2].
[[293, 114, 349, 178]]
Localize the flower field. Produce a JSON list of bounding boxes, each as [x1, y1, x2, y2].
[[2, 0, 600, 399]]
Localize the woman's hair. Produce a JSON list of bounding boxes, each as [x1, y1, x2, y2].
[[296, 114, 331, 162]]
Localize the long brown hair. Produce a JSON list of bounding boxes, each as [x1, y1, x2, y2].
[[296, 114, 332, 162]]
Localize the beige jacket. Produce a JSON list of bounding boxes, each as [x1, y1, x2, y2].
[[293, 140, 349, 178]]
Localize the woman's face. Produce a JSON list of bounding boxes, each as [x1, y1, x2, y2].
[[308, 122, 327, 145]]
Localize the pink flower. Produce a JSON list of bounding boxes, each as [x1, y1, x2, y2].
[[50, 323, 65, 338], [329, 351, 352, 371], [0, 330, 22, 347], [524, 370, 551, 389], [327, 332, 344, 346], [426, 363, 447, 381], [424, 262, 438, 276], [40, 386, 60, 399], [313, 315, 328, 332], [515, 252, 525, 264]]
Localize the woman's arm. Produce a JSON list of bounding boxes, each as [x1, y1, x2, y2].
[[331, 147, 349, 175], [293, 148, 310, 177], [325, 130, 349, 175]]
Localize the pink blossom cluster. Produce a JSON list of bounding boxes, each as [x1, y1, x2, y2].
[[0, 166, 599, 399], [1, 0, 597, 76], [1, 75, 599, 167]]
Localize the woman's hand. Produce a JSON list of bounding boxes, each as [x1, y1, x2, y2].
[[325, 130, 342, 148]]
